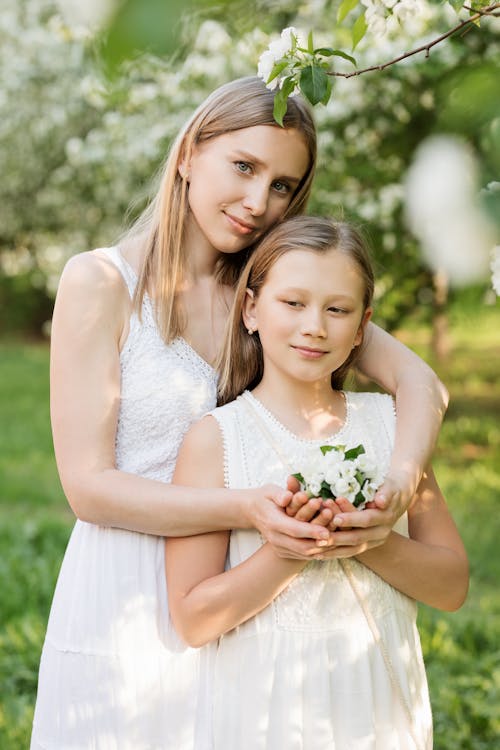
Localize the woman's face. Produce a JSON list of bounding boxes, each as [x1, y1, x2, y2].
[[182, 125, 310, 256]]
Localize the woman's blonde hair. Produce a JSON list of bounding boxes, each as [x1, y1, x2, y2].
[[217, 216, 374, 406], [125, 76, 317, 342]]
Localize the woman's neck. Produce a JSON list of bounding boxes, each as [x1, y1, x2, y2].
[[250, 376, 346, 440]]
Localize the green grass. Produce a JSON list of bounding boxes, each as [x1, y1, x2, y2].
[[0, 293, 499, 747]]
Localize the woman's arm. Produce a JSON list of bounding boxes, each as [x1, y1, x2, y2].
[[50, 251, 331, 549], [165, 417, 310, 647], [354, 467, 469, 611], [331, 322, 449, 533]]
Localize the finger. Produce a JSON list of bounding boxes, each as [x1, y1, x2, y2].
[[286, 491, 311, 517], [274, 514, 332, 542], [294, 498, 322, 522], [270, 534, 337, 559], [321, 525, 390, 549], [313, 506, 334, 527], [267, 487, 293, 508], [331, 506, 393, 529], [286, 475, 301, 494]]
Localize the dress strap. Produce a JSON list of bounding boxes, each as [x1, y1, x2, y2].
[[98, 246, 137, 299]]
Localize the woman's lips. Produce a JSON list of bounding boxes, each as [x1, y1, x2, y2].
[[224, 212, 258, 235]]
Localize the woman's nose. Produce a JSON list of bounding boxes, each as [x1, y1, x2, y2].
[[242, 180, 269, 216]]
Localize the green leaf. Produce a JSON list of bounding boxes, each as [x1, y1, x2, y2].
[[292, 472, 304, 484], [308, 30, 314, 55], [320, 481, 335, 499], [344, 444, 366, 460], [272, 77, 296, 126], [273, 88, 288, 127], [337, 0, 360, 24], [299, 64, 329, 106], [321, 75, 333, 105], [320, 444, 343, 455], [267, 60, 289, 85], [331, 50, 357, 67], [352, 12, 367, 51], [448, 0, 465, 12]]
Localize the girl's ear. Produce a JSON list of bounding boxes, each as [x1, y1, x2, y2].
[[354, 307, 372, 347], [242, 289, 257, 333]]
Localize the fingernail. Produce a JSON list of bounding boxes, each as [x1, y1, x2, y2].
[[333, 516, 343, 526], [316, 539, 329, 547]]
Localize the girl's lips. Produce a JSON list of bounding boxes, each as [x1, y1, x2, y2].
[[292, 346, 328, 359], [224, 212, 257, 235]]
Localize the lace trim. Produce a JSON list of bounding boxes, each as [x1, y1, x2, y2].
[[242, 389, 350, 444], [170, 337, 217, 380]]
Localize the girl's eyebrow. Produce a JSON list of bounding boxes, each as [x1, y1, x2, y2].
[[232, 150, 302, 186], [279, 286, 356, 301]]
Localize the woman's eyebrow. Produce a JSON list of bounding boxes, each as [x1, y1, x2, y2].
[[232, 150, 302, 186]]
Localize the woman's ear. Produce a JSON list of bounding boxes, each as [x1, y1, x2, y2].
[[354, 307, 372, 347], [177, 158, 190, 181], [242, 289, 258, 334]]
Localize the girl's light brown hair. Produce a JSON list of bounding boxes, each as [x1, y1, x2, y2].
[[124, 76, 316, 342], [217, 216, 374, 406]]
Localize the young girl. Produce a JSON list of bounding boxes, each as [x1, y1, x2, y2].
[[166, 216, 468, 750], [31, 77, 448, 748]]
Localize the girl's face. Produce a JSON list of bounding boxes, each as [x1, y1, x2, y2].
[[243, 248, 372, 389], [181, 125, 310, 256]]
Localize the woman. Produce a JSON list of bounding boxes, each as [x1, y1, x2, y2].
[[31, 77, 447, 749]]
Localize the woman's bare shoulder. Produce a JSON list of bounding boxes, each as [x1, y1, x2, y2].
[[60, 249, 128, 296]]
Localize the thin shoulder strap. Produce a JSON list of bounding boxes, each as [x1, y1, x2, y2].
[[99, 246, 137, 298]]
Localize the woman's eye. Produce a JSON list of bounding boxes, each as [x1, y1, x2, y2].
[[235, 161, 252, 174], [273, 180, 290, 194], [285, 300, 302, 308]]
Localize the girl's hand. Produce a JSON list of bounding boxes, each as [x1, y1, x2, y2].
[[330, 471, 413, 537], [248, 484, 337, 560]]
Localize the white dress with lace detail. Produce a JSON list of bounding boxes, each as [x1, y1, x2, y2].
[[209, 390, 432, 750], [31, 247, 218, 750]]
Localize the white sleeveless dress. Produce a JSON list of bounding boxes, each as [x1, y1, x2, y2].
[[31, 247, 218, 750], [208, 391, 432, 750]]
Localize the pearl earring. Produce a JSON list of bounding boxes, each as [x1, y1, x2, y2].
[[247, 327, 255, 335]]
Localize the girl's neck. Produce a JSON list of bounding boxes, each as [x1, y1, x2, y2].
[[250, 377, 346, 441]]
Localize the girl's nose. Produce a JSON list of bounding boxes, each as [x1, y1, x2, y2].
[[242, 180, 269, 216], [301, 308, 327, 337]]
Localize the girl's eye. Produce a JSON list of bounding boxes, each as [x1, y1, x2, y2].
[[285, 300, 303, 308], [328, 306, 348, 314]]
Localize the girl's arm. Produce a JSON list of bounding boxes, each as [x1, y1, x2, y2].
[[165, 416, 311, 647], [353, 467, 469, 611], [331, 322, 449, 532], [50, 250, 330, 549]]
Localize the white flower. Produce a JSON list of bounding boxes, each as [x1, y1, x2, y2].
[[269, 27, 298, 59], [404, 136, 495, 286], [293, 444, 381, 508], [491, 246, 500, 296], [257, 50, 279, 89]]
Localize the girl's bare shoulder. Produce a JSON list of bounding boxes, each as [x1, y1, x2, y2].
[[60, 248, 129, 298]]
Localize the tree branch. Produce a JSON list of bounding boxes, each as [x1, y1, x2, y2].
[[328, 3, 500, 79]]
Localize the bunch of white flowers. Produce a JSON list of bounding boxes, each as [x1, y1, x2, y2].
[[257, 26, 303, 93], [292, 444, 383, 509], [361, 0, 424, 37]]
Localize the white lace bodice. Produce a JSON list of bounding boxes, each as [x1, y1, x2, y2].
[[212, 390, 413, 634], [103, 247, 218, 481]]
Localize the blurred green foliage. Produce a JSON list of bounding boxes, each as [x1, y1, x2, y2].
[[0, 0, 498, 336]]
